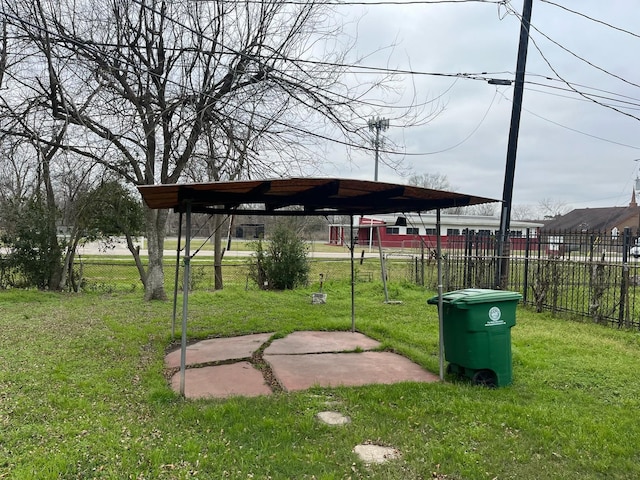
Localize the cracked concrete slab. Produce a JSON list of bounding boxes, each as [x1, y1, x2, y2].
[[165, 332, 273, 369], [169, 362, 272, 399], [264, 351, 439, 392], [167, 331, 439, 399], [264, 331, 380, 355]]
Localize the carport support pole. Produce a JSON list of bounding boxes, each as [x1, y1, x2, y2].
[[179, 202, 192, 397], [171, 211, 183, 340], [376, 225, 390, 303], [436, 209, 445, 381], [350, 215, 356, 333]]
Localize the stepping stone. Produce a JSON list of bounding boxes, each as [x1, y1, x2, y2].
[[353, 444, 401, 464], [316, 411, 350, 426]]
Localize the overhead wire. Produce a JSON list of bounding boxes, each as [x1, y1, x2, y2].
[[525, 15, 640, 90], [503, 3, 640, 124], [539, 0, 640, 40], [524, 81, 640, 110], [213, 0, 506, 5], [391, 87, 500, 156], [0, 1, 501, 159], [527, 35, 640, 124], [495, 89, 640, 150], [2, 0, 639, 164], [524, 86, 640, 112]]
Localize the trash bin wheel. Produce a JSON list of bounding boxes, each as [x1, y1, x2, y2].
[[472, 369, 497, 388], [445, 363, 462, 377]]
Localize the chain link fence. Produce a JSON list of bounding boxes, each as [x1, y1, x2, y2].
[[4, 228, 640, 329], [70, 254, 431, 294]]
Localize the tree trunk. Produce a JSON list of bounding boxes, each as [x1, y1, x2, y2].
[[126, 233, 148, 289], [59, 229, 81, 291], [144, 207, 168, 301], [41, 152, 64, 290], [213, 214, 224, 290]]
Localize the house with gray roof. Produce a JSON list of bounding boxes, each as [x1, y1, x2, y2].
[[542, 190, 640, 235]]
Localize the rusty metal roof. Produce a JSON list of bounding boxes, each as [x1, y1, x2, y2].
[[138, 177, 497, 215]]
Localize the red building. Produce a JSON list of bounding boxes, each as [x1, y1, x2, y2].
[[329, 214, 542, 251]]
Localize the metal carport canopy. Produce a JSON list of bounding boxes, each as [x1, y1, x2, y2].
[[137, 177, 496, 215], [138, 177, 498, 395]]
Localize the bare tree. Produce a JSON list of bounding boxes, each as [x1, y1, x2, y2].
[[539, 198, 570, 219], [466, 203, 498, 217], [1, 0, 421, 299], [0, 140, 35, 203], [407, 172, 453, 191], [511, 204, 535, 221]]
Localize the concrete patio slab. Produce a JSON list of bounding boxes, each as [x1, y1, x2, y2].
[[166, 331, 439, 400], [264, 331, 381, 355], [165, 332, 273, 369], [264, 351, 439, 392], [170, 362, 272, 399]]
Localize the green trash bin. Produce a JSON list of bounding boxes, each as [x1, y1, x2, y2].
[[428, 288, 522, 387]]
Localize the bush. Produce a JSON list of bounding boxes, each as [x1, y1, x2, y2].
[[0, 197, 63, 289], [249, 224, 310, 290]]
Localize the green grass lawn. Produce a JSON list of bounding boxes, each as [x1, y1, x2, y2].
[[1, 282, 640, 479]]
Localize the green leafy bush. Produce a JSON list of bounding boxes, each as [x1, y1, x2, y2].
[[0, 197, 63, 289], [249, 224, 310, 290]]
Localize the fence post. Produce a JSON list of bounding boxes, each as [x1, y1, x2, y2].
[[619, 227, 631, 327], [420, 241, 425, 286], [499, 239, 510, 290], [523, 228, 530, 302], [464, 230, 472, 287]]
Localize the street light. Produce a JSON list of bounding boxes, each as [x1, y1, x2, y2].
[[368, 117, 389, 181]]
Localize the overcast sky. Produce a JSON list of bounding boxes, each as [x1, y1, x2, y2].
[[320, 0, 640, 213]]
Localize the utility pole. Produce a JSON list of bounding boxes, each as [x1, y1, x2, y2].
[[368, 117, 389, 181], [368, 116, 390, 302], [495, 0, 533, 289]]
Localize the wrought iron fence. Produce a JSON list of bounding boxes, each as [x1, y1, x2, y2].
[[441, 227, 640, 329]]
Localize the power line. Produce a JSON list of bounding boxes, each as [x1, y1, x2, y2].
[[3, 0, 640, 165], [6, 5, 637, 112], [525, 73, 640, 104], [525, 15, 640, 90], [539, 0, 640, 40], [212, 0, 505, 4], [527, 34, 640, 124], [524, 86, 640, 112], [504, 3, 640, 123], [525, 81, 640, 111], [496, 89, 640, 150], [393, 87, 499, 156]]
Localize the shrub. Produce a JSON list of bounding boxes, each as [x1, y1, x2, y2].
[[0, 197, 63, 289], [249, 224, 310, 290]]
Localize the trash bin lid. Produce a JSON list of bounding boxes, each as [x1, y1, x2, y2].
[[428, 288, 522, 305]]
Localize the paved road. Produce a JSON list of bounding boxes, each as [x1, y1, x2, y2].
[[77, 240, 388, 259]]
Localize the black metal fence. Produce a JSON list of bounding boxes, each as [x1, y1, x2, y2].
[[441, 228, 640, 329]]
